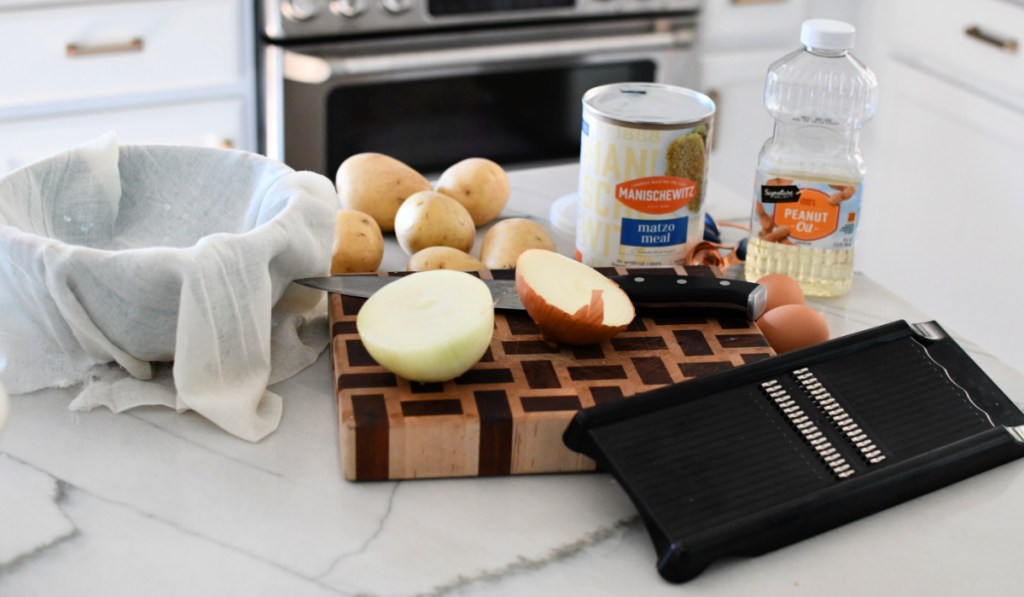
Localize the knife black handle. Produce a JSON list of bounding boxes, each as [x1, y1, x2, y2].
[[608, 274, 767, 321]]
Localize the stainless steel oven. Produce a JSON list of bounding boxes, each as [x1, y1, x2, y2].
[[258, 0, 702, 177]]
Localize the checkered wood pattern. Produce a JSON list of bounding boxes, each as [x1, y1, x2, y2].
[[331, 266, 774, 480]]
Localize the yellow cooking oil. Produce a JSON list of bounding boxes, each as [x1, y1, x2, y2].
[[744, 171, 862, 297], [744, 234, 855, 297], [744, 19, 877, 297]]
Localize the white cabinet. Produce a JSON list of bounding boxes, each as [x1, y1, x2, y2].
[[698, 0, 809, 219], [701, 0, 811, 52], [857, 0, 1024, 373], [887, 0, 1024, 112], [0, 0, 256, 173], [699, 0, 1024, 371], [700, 48, 780, 219], [0, 99, 245, 172]]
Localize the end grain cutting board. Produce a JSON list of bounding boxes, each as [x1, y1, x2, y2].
[[330, 266, 774, 481]]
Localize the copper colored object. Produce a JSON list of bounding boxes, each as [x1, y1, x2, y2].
[[722, 250, 744, 269], [684, 241, 726, 271]]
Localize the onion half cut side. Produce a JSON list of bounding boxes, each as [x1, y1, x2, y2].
[[356, 270, 495, 382]]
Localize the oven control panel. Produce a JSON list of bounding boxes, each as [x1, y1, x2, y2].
[[263, 0, 700, 40]]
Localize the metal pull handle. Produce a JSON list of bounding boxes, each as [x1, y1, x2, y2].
[[965, 25, 1019, 54], [66, 37, 144, 58], [284, 29, 694, 83]]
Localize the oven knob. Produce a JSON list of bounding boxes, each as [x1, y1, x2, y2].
[[381, 0, 412, 14], [282, 0, 325, 21], [330, 0, 367, 17]]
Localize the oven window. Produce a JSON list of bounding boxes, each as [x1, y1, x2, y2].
[[326, 61, 656, 176]]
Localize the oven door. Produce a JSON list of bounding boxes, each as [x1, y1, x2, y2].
[[263, 16, 698, 177]]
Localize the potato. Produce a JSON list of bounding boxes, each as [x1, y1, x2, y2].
[[479, 218, 556, 269], [394, 191, 476, 256], [435, 157, 510, 227], [331, 209, 384, 274], [336, 153, 431, 232], [408, 247, 486, 272]]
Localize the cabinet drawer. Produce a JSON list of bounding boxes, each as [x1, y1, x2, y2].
[[0, 99, 247, 173], [891, 0, 1024, 109], [859, 60, 1024, 373], [0, 0, 242, 110]]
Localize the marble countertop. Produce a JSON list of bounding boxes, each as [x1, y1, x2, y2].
[[2, 164, 1023, 596]]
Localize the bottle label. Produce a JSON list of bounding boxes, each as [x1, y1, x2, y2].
[[751, 173, 861, 250]]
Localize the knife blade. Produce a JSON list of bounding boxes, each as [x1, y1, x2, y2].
[[296, 272, 767, 320]]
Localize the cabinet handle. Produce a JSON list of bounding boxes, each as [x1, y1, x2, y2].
[[285, 29, 693, 82], [66, 37, 145, 58], [965, 26, 1018, 54]]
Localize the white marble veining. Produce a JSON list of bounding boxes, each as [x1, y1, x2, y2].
[[2, 164, 1023, 596]]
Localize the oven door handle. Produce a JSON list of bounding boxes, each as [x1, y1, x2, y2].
[[283, 30, 694, 84]]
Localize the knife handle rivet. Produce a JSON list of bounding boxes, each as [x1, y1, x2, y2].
[[719, 280, 731, 286], [676, 278, 687, 284], [634, 276, 645, 283]]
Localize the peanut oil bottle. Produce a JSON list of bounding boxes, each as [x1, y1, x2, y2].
[[744, 19, 878, 296]]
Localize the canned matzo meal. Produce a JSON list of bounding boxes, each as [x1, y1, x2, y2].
[[577, 83, 715, 267]]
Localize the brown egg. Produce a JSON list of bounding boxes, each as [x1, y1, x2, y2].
[[757, 304, 830, 354], [757, 273, 806, 313]]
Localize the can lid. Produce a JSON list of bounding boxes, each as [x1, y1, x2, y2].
[[583, 83, 715, 128], [800, 19, 855, 51]]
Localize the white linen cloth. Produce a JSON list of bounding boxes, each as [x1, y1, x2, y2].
[[0, 134, 337, 441]]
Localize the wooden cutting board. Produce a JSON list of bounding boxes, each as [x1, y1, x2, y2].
[[330, 265, 774, 481]]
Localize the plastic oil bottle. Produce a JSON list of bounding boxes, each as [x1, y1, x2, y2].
[[744, 19, 878, 296]]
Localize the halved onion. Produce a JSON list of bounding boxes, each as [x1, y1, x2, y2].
[[515, 249, 635, 345], [356, 270, 494, 382]]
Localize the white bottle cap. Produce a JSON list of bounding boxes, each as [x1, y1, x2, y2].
[[800, 19, 856, 51]]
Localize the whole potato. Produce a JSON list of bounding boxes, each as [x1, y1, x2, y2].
[[336, 153, 431, 232], [331, 209, 384, 274], [394, 191, 476, 256], [435, 157, 510, 227], [479, 218, 556, 269], [408, 247, 486, 272]]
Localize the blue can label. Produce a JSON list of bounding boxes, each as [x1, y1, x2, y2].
[[620, 217, 688, 247]]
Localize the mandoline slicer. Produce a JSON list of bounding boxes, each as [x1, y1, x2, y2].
[[563, 320, 1024, 583]]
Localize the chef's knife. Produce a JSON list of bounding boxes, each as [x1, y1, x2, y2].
[[296, 273, 767, 320]]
